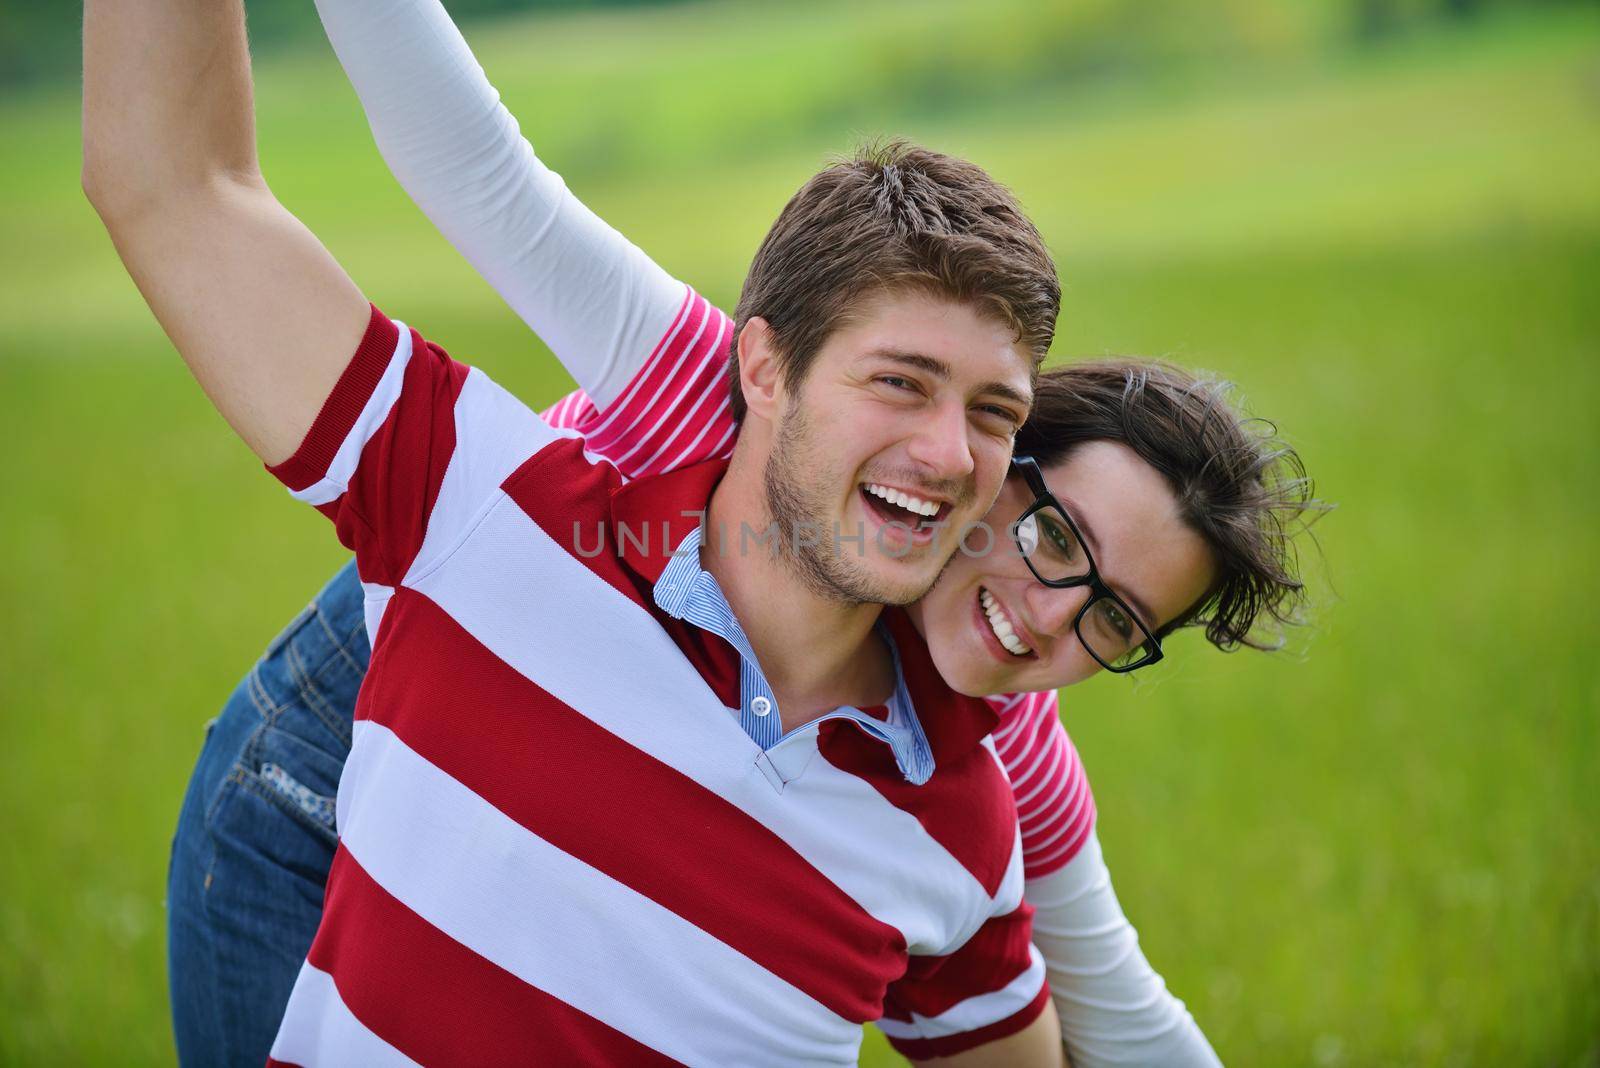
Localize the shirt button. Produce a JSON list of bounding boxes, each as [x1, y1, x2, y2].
[[751, 696, 773, 717]]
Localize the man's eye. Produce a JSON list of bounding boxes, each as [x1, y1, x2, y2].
[[877, 375, 917, 392], [973, 404, 1022, 431]]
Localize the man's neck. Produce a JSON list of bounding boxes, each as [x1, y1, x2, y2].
[[702, 450, 894, 731]]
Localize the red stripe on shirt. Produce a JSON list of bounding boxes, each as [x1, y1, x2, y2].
[[884, 982, 1051, 1062], [268, 304, 398, 493], [308, 845, 681, 1066], [883, 902, 1036, 1021], [816, 613, 1012, 900], [265, 310, 469, 588], [356, 587, 908, 1023], [819, 721, 1017, 900], [496, 435, 651, 606], [340, 331, 468, 585], [502, 445, 746, 709]]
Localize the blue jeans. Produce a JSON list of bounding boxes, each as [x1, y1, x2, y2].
[[167, 559, 366, 1067]]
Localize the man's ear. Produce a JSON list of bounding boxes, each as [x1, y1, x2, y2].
[[737, 317, 784, 421]]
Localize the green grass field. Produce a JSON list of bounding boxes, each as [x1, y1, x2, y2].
[[2, 1, 1597, 1063]]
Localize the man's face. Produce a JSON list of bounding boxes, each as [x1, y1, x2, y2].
[[761, 290, 1035, 606]]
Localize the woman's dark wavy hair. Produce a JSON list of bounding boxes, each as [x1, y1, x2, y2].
[[1013, 359, 1326, 652]]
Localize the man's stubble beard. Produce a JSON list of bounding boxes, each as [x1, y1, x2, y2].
[[762, 400, 945, 608]]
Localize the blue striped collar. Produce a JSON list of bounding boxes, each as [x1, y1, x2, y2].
[[653, 525, 936, 786]]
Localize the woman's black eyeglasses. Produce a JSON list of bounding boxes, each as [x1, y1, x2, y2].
[[1008, 456, 1164, 673]]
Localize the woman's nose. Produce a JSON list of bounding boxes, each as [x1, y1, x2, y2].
[[1026, 580, 1089, 639]]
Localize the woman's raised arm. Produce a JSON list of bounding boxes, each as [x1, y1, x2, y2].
[[313, 0, 686, 410]]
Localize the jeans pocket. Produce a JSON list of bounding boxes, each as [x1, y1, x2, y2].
[[232, 759, 340, 848], [258, 763, 338, 836]]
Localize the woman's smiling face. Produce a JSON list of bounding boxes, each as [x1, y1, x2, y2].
[[909, 440, 1219, 697]]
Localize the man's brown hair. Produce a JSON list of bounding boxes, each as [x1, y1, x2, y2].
[[1015, 359, 1327, 652], [727, 140, 1060, 420]]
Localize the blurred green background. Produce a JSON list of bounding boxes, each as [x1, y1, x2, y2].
[[2, 0, 1598, 1063]]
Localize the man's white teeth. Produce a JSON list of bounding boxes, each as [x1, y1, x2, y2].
[[864, 483, 940, 518], [980, 588, 1031, 656]]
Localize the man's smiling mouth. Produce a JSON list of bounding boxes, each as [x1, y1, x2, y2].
[[858, 482, 953, 536]]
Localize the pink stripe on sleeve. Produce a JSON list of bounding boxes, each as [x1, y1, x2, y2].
[[989, 691, 1097, 880], [582, 289, 704, 449], [541, 389, 593, 431], [545, 289, 738, 480], [621, 321, 735, 477]]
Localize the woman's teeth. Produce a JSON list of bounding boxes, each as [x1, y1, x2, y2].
[[863, 483, 940, 518], [980, 587, 1031, 656]]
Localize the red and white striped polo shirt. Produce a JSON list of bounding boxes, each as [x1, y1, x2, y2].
[[544, 287, 1097, 882], [264, 306, 1048, 1064]]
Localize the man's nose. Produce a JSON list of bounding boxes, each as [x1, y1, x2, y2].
[[905, 400, 975, 482]]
